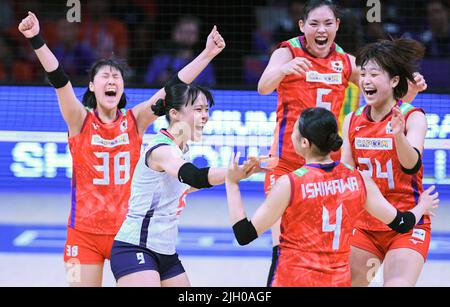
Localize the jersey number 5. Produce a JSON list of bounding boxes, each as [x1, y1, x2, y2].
[[316, 88, 332, 110], [93, 151, 130, 185]]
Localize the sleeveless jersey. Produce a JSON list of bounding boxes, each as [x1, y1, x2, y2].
[[274, 161, 367, 287], [348, 102, 428, 231], [68, 108, 142, 234], [270, 36, 352, 170], [115, 129, 190, 255]]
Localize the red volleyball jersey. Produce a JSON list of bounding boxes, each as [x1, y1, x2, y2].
[[68, 108, 142, 234], [274, 161, 367, 287], [269, 36, 352, 169], [348, 102, 428, 231]]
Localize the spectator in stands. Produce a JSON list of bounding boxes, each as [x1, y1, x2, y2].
[[79, 0, 129, 60], [420, 0, 450, 57], [52, 18, 95, 84], [144, 16, 216, 87], [271, 0, 306, 52]]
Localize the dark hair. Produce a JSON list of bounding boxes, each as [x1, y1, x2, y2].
[[151, 83, 214, 123], [356, 38, 425, 100], [298, 107, 342, 154], [82, 58, 128, 109], [301, 0, 339, 21]]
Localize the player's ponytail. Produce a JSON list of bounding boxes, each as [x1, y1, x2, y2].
[[298, 107, 342, 155], [151, 99, 167, 117], [327, 133, 343, 152], [356, 38, 425, 100]]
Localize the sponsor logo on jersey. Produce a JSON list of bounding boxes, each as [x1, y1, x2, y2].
[[92, 123, 99, 130], [412, 228, 426, 241], [91, 133, 130, 147], [306, 71, 342, 85], [331, 61, 343, 73], [355, 137, 393, 150], [301, 176, 359, 199]]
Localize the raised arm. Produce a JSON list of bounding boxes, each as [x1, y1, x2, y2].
[[362, 172, 438, 232], [132, 26, 226, 136], [340, 112, 356, 168], [148, 146, 254, 189], [391, 107, 427, 171], [257, 47, 312, 95], [18, 12, 86, 136], [225, 153, 290, 245]]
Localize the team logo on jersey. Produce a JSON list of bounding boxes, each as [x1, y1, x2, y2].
[[92, 123, 99, 130], [355, 137, 393, 150], [386, 121, 393, 134], [331, 61, 343, 73], [120, 120, 128, 132], [306, 71, 342, 84], [91, 133, 130, 147]]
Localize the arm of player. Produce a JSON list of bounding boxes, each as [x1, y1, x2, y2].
[[391, 107, 427, 170], [149, 147, 256, 189], [226, 152, 290, 245], [257, 48, 312, 95], [401, 73, 427, 103], [348, 54, 361, 86], [132, 26, 226, 136], [362, 172, 439, 232], [18, 12, 86, 136], [340, 112, 356, 168]]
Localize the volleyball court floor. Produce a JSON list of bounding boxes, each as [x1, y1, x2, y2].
[[1, 190, 450, 287]]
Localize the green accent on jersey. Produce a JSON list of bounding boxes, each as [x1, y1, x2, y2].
[[288, 37, 301, 48], [85, 107, 93, 112], [354, 106, 365, 116], [400, 103, 414, 115], [150, 133, 176, 148], [335, 43, 345, 55], [120, 108, 127, 115], [293, 167, 308, 178], [342, 163, 354, 171]]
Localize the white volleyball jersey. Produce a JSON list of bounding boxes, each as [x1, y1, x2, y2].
[[115, 129, 190, 254]]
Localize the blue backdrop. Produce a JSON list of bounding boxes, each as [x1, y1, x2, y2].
[[0, 86, 449, 196]]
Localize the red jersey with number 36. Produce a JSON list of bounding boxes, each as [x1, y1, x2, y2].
[[348, 102, 428, 231], [68, 108, 142, 235], [269, 36, 352, 169], [273, 161, 366, 287]]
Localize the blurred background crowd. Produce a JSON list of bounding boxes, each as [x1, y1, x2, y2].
[[0, 0, 449, 90]]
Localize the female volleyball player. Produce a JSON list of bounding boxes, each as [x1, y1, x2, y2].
[[257, 0, 427, 285], [341, 38, 431, 287], [18, 11, 226, 286], [110, 82, 257, 287], [225, 107, 438, 287]]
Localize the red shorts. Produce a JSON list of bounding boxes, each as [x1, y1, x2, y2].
[[64, 226, 116, 264], [350, 224, 431, 261]]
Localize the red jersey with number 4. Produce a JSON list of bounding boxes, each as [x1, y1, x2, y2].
[[269, 36, 352, 169], [348, 102, 428, 231], [68, 108, 142, 235], [273, 161, 367, 287]]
